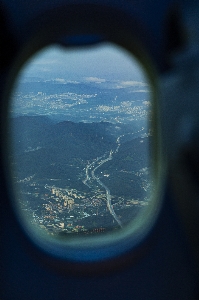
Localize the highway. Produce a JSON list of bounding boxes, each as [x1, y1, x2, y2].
[[82, 128, 145, 228], [91, 150, 122, 227]]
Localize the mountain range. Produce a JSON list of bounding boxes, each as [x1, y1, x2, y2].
[[10, 115, 151, 199]]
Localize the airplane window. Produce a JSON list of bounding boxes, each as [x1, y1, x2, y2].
[[8, 43, 158, 247]]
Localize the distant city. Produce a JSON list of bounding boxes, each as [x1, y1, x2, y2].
[[10, 46, 153, 236], [11, 78, 151, 124]]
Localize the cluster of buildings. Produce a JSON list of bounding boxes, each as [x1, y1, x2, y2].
[[17, 177, 151, 237], [12, 90, 96, 116], [96, 100, 150, 122], [25, 184, 109, 235], [51, 188, 75, 209]]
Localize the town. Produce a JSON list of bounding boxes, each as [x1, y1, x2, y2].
[[17, 178, 149, 235]]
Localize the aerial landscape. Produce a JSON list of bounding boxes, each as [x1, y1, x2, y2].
[[9, 44, 153, 236]]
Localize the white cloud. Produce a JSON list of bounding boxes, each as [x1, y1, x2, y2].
[[84, 77, 106, 83], [114, 81, 149, 89], [54, 78, 65, 83], [120, 81, 148, 87], [134, 89, 150, 93]]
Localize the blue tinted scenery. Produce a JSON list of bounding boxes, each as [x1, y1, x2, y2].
[[10, 44, 153, 236]]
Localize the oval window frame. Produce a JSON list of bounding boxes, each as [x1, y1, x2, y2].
[[1, 3, 164, 273]]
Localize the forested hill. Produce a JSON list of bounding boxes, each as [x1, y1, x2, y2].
[[10, 115, 151, 198], [11, 116, 125, 157]]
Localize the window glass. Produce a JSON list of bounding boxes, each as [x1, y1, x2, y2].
[[9, 44, 153, 236]]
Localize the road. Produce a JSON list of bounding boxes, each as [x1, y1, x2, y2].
[[82, 128, 145, 228]]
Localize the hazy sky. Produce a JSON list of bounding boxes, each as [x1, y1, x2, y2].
[[19, 43, 148, 82]]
